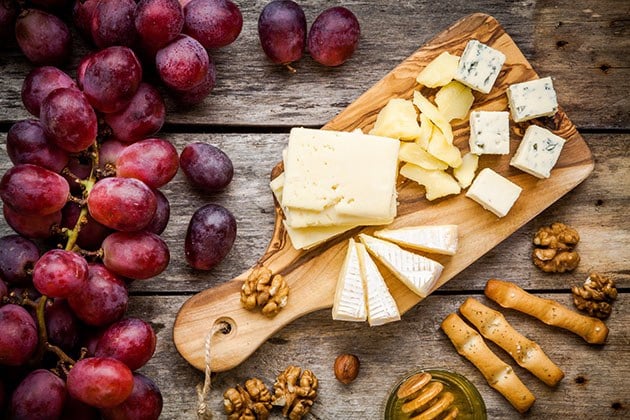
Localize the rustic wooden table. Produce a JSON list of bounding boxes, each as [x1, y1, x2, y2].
[[1, 0, 628, 419]]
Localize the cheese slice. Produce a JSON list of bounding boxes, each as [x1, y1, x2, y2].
[[283, 222, 355, 250], [359, 234, 443, 298], [355, 242, 400, 326], [332, 239, 367, 322], [374, 225, 459, 256]]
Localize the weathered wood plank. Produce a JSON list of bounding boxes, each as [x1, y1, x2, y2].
[[0, 0, 627, 129], [135, 293, 629, 419]]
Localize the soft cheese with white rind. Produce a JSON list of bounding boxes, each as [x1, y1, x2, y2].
[[510, 125, 566, 179], [355, 242, 400, 326], [469, 111, 510, 155], [332, 239, 367, 322], [454, 39, 506, 94], [466, 168, 523, 218], [359, 234, 443, 298], [506, 76, 558, 123], [374, 225, 459, 256], [282, 128, 399, 218]]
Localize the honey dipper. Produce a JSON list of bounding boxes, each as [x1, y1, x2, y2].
[[397, 372, 458, 419]]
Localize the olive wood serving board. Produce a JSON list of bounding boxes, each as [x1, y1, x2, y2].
[[174, 13, 594, 372]]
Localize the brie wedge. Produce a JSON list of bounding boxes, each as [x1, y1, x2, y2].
[[332, 239, 367, 322], [374, 225, 459, 256]]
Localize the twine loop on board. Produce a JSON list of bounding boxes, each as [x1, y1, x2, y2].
[[196, 320, 232, 420]]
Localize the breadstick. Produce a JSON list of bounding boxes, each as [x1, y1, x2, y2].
[[441, 313, 536, 413], [485, 279, 609, 344], [460, 297, 564, 386]]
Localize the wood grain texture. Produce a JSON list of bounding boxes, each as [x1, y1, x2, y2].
[[173, 13, 596, 373]]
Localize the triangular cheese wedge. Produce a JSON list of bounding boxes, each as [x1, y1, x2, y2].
[[355, 243, 400, 326], [359, 234, 443, 298], [374, 225, 458, 256], [332, 239, 367, 322]]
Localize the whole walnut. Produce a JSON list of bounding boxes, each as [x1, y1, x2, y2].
[[272, 366, 318, 420], [532, 222, 580, 272], [223, 378, 272, 420], [572, 272, 617, 319]]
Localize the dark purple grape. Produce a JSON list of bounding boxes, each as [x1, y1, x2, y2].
[[307, 7, 360, 67], [173, 61, 215, 106], [67, 357, 134, 409], [99, 139, 128, 171], [102, 231, 170, 280], [63, 157, 93, 195], [81, 327, 106, 356], [73, 0, 99, 40], [185, 204, 236, 270], [61, 202, 112, 251], [156, 34, 209, 91], [45, 298, 80, 352], [0, 304, 38, 366], [90, 0, 138, 49], [115, 138, 179, 189], [103, 83, 166, 143], [40, 87, 98, 153], [32, 249, 88, 298], [68, 263, 128, 326], [62, 396, 101, 420], [96, 318, 156, 370], [6, 119, 69, 172], [135, 0, 184, 53], [183, 0, 242, 49], [0, 235, 39, 285], [257, 0, 306, 65], [180, 142, 233, 192], [0, 164, 69, 216], [79, 46, 143, 113], [0, 279, 7, 299], [10, 369, 66, 419], [21, 67, 77, 117], [0, 0, 17, 42], [145, 189, 170, 235], [15, 9, 71, 66], [30, 0, 70, 9], [101, 373, 163, 420], [3, 205, 61, 239], [87, 177, 157, 231]]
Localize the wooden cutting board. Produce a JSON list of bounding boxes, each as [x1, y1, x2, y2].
[[173, 13, 593, 373]]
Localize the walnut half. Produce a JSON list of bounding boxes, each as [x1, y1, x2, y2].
[[532, 222, 580, 272], [241, 266, 289, 317], [572, 272, 617, 319]]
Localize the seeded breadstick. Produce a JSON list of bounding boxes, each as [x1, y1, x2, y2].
[[460, 297, 564, 386], [485, 279, 609, 344], [441, 313, 535, 413]]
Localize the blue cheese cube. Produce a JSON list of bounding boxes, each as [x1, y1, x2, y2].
[[506, 77, 558, 122], [454, 40, 506, 94], [466, 168, 522, 218], [469, 111, 510, 155], [510, 125, 566, 178]]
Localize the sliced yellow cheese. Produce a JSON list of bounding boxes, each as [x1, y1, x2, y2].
[[269, 173, 285, 203], [283, 222, 355, 250], [427, 129, 462, 168], [369, 98, 422, 141], [413, 90, 453, 145], [359, 234, 443, 298], [398, 142, 448, 171], [435, 81, 475, 122], [355, 242, 400, 326], [415, 52, 460, 88], [416, 114, 434, 151], [400, 163, 461, 201], [374, 225, 459, 256], [453, 152, 479, 189], [332, 239, 367, 322]]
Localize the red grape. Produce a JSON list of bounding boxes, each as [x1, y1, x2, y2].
[[0, 304, 38, 366], [68, 263, 128, 326], [102, 231, 170, 280], [87, 177, 157, 232], [180, 142, 233, 192], [62, 396, 101, 420], [21, 66, 77, 117], [32, 249, 88, 298], [101, 373, 163, 420], [62, 203, 112, 250], [6, 119, 69, 173], [185, 204, 236, 270], [156, 34, 209, 91], [0, 164, 70, 216], [99, 139, 128, 172], [103, 83, 166, 143], [307, 7, 360, 67], [115, 138, 179, 189], [135, 0, 184, 53], [172, 61, 215, 106], [15, 9, 71, 66], [10, 369, 67, 419], [0, 279, 7, 299], [0, 0, 17, 42], [73, 0, 99, 40], [79, 46, 143, 114], [0, 235, 39, 285], [183, 0, 242, 49], [90, 0, 138, 49], [257, 0, 306, 65], [63, 157, 93, 195], [3, 205, 61, 239], [96, 318, 156, 370], [40, 87, 98, 153], [67, 357, 134, 409], [45, 298, 80, 352], [145, 189, 170, 235]]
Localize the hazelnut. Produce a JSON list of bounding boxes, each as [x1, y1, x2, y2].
[[334, 354, 360, 384]]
